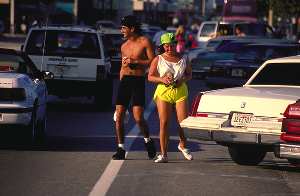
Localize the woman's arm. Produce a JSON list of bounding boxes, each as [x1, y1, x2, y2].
[[148, 56, 162, 83]]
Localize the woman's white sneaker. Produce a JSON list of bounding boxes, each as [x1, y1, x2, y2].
[[154, 154, 168, 163], [178, 145, 193, 160]]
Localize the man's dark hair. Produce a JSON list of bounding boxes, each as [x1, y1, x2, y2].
[[121, 15, 142, 35]]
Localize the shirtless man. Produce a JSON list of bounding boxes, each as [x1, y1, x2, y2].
[[112, 15, 156, 160]]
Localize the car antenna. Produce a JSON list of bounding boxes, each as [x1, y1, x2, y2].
[[41, 14, 49, 72]]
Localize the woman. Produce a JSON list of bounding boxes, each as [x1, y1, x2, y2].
[[175, 25, 186, 54], [148, 32, 193, 163]]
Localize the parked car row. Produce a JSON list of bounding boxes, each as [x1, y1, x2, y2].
[[189, 36, 300, 89]]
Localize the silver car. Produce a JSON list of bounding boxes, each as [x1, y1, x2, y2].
[[0, 48, 53, 143]]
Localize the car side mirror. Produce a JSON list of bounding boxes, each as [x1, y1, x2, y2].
[[42, 71, 54, 80]]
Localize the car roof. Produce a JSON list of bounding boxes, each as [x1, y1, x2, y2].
[[264, 55, 300, 64], [30, 25, 98, 33], [0, 48, 40, 73]]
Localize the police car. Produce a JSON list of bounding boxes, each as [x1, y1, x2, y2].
[[22, 25, 113, 110]]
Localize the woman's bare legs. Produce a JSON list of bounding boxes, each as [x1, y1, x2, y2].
[[156, 98, 173, 157], [175, 100, 189, 149]]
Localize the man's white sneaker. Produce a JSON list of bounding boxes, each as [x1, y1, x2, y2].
[[178, 145, 193, 160], [154, 154, 168, 163]]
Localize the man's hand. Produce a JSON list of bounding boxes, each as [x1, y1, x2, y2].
[[122, 57, 138, 65]]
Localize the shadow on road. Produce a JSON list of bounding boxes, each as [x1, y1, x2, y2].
[[47, 102, 113, 113], [0, 135, 202, 154]]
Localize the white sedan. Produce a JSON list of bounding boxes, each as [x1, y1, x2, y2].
[[181, 55, 300, 165], [0, 48, 53, 143]]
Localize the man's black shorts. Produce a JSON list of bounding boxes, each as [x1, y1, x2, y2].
[[115, 75, 145, 107]]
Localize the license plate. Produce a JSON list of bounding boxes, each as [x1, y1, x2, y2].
[[231, 69, 243, 77], [0, 113, 3, 121], [230, 112, 253, 127]]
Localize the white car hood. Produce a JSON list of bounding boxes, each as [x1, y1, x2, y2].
[[199, 86, 300, 118]]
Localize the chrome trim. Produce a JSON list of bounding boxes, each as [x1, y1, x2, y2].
[[275, 143, 300, 159], [183, 127, 280, 145]]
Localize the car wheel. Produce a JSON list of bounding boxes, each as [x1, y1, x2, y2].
[[26, 105, 38, 144], [35, 114, 46, 144], [228, 145, 266, 166], [95, 75, 113, 111]]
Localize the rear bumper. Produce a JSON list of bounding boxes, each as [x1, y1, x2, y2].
[[274, 143, 300, 160], [183, 128, 280, 145], [0, 107, 33, 125]]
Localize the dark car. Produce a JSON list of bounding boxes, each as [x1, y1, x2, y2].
[[206, 42, 300, 89], [191, 40, 253, 79]]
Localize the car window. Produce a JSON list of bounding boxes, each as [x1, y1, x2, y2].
[[236, 48, 259, 62], [250, 63, 300, 85], [26, 30, 101, 58], [103, 34, 123, 57], [218, 24, 234, 36], [200, 24, 217, 36], [0, 53, 34, 76], [24, 30, 46, 55]]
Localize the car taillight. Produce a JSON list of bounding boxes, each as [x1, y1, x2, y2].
[[281, 101, 300, 139], [0, 88, 26, 101], [190, 93, 202, 116]]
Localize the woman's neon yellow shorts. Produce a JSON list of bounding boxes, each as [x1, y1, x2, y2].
[[153, 83, 188, 104]]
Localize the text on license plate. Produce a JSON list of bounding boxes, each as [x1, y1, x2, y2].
[[0, 113, 2, 121], [230, 112, 253, 127]]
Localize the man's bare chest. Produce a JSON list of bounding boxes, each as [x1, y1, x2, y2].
[[122, 43, 145, 57]]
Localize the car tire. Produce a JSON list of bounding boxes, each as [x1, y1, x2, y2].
[[26, 104, 38, 144], [228, 145, 266, 166], [94, 75, 113, 111], [35, 114, 46, 144]]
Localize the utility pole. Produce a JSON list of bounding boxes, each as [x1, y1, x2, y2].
[[268, 2, 273, 27], [73, 0, 78, 24], [10, 0, 15, 34], [201, 0, 205, 17]]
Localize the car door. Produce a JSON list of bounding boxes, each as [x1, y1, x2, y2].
[[21, 54, 47, 119]]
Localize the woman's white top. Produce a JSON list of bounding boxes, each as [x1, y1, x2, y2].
[[157, 55, 187, 82]]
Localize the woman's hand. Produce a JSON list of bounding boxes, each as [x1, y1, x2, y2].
[[162, 74, 174, 86]]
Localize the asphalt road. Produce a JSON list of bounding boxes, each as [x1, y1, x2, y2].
[[0, 79, 300, 196]]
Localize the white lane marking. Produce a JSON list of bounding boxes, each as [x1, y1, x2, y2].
[[88, 101, 156, 196]]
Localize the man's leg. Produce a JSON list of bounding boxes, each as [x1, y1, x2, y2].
[[112, 105, 127, 160], [132, 105, 156, 159]]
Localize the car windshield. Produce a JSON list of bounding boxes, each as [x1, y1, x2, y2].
[[250, 63, 300, 86], [200, 24, 216, 36], [25, 30, 101, 58], [0, 53, 34, 75]]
